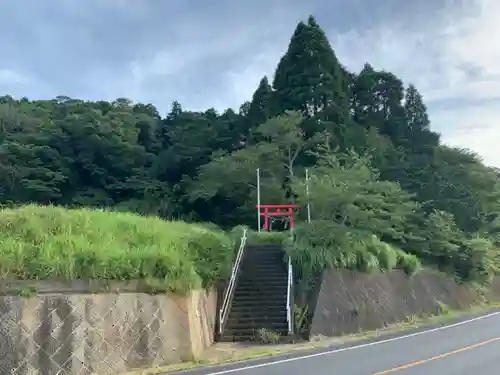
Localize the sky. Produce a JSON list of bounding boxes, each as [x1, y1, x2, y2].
[[0, 0, 499, 167]]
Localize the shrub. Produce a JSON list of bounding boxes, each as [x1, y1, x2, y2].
[[0, 204, 235, 293], [287, 221, 422, 279], [365, 235, 398, 271], [396, 250, 421, 275]]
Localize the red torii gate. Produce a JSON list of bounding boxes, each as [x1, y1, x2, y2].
[[256, 204, 301, 232], [255, 168, 310, 231]]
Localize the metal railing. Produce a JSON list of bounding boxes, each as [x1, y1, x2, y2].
[[219, 227, 248, 335], [286, 255, 294, 335]]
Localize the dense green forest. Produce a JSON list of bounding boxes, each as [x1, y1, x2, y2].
[[1, 16, 500, 282]]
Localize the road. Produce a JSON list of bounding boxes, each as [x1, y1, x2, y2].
[[177, 310, 500, 375]]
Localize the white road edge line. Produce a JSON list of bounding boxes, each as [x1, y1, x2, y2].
[[197, 310, 500, 375]]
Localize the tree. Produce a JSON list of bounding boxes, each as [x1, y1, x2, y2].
[[154, 110, 220, 184], [156, 100, 182, 150], [273, 16, 348, 120], [255, 111, 306, 181], [247, 76, 275, 131], [403, 84, 439, 152], [292, 147, 419, 246], [0, 140, 68, 204], [188, 111, 308, 223], [187, 144, 286, 226], [352, 63, 407, 142]]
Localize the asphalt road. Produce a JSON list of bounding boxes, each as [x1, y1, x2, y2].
[[176, 310, 500, 375]]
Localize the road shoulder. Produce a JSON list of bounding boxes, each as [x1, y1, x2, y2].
[[124, 305, 500, 375]]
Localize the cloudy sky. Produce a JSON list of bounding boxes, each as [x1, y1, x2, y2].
[[0, 0, 498, 166]]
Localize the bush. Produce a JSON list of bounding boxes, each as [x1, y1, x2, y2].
[[0, 204, 235, 293], [287, 221, 422, 279], [457, 235, 498, 283], [395, 250, 421, 275], [364, 235, 396, 270]]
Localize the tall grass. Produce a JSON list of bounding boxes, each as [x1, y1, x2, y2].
[[286, 221, 421, 279], [0, 205, 236, 293]]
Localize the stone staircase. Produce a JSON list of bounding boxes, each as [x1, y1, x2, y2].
[[220, 244, 289, 342]]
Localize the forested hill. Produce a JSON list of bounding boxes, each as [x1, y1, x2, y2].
[[1, 16, 500, 281]]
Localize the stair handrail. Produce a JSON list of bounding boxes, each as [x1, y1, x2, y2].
[[219, 226, 248, 335], [286, 255, 294, 335]]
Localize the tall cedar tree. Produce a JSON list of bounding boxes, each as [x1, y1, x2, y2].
[[403, 84, 440, 153], [273, 16, 348, 121], [247, 76, 275, 129]]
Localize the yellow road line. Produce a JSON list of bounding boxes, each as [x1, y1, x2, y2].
[[373, 336, 500, 374]]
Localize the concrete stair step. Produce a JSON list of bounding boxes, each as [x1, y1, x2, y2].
[[240, 269, 287, 276], [234, 283, 287, 289], [246, 245, 284, 250], [231, 299, 287, 307], [237, 274, 287, 280], [241, 260, 286, 266], [234, 290, 287, 297], [237, 280, 288, 287], [236, 291, 287, 296], [236, 281, 287, 288], [244, 250, 284, 256], [237, 278, 287, 285], [238, 290, 287, 296], [241, 260, 285, 267], [229, 298, 287, 306], [227, 315, 287, 325], [230, 305, 287, 313]]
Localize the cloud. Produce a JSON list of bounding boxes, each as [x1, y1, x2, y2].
[[118, 0, 313, 111], [0, 69, 29, 85], [329, 0, 500, 167], [431, 103, 499, 166]]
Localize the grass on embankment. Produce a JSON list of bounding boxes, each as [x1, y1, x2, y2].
[[0, 205, 236, 292], [288, 221, 422, 277], [236, 222, 422, 276]]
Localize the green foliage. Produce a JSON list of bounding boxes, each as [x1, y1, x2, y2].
[[287, 221, 421, 279], [246, 76, 276, 130], [396, 250, 421, 275], [293, 303, 309, 335], [0, 205, 234, 292], [0, 15, 499, 286], [293, 148, 419, 244], [273, 16, 348, 119]]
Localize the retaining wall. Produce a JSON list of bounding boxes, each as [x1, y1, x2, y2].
[[309, 269, 500, 338], [0, 281, 217, 375]]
